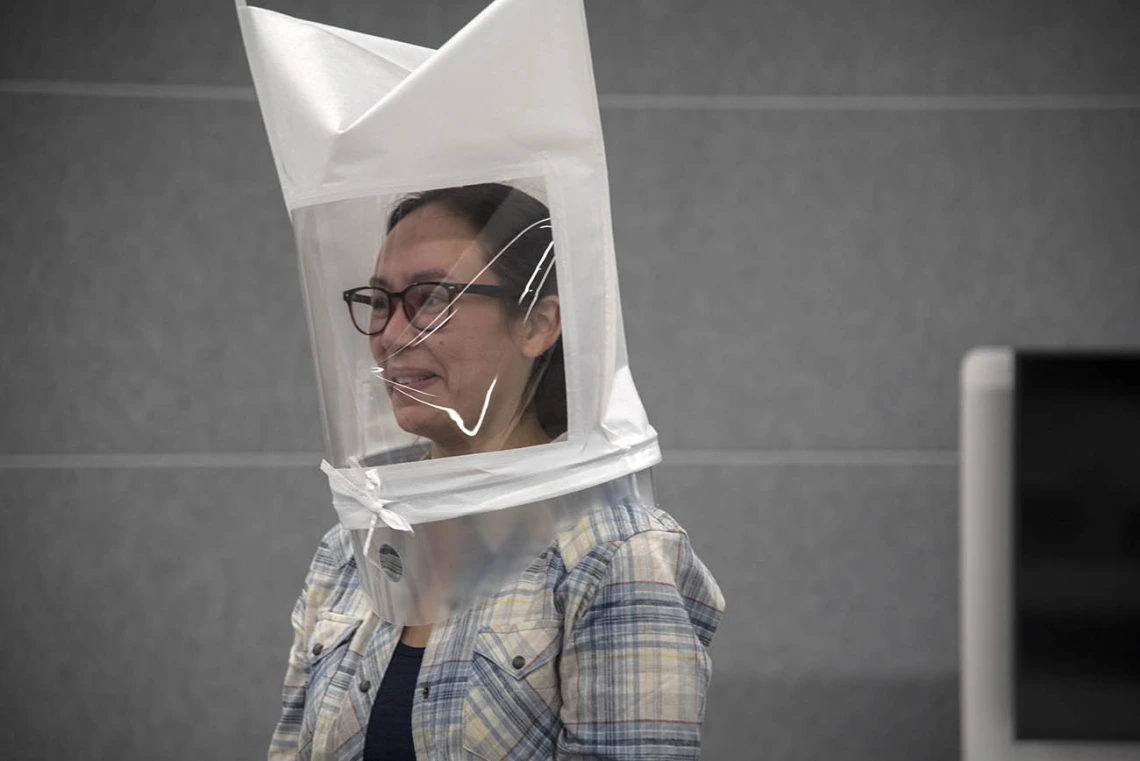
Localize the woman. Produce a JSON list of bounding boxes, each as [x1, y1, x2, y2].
[[270, 184, 724, 761]]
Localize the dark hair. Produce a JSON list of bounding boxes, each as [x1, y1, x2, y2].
[[386, 183, 566, 439]]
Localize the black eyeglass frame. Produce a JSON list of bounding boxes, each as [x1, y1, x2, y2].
[[342, 281, 514, 336]]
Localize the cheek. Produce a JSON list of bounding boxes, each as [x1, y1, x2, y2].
[[437, 326, 520, 384]]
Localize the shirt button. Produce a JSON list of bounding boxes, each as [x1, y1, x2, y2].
[[359, 680, 372, 693], [422, 685, 430, 699], [512, 655, 526, 669], [311, 643, 324, 656]]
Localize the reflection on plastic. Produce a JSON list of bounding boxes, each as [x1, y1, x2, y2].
[[376, 366, 499, 438]]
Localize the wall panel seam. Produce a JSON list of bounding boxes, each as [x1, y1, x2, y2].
[[0, 451, 958, 469], [2, 80, 1139, 111]]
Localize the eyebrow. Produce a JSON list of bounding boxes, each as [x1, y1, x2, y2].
[[370, 269, 450, 288]]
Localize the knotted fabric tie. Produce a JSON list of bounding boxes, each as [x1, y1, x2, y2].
[[320, 461, 415, 548]]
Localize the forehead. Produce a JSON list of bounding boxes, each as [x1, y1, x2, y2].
[[373, 204, 486, 283]]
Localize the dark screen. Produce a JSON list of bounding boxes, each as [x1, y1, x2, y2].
[[1014, 352, 1140, 741]]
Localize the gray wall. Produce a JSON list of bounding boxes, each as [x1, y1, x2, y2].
[[1, 1, 1138, 758]]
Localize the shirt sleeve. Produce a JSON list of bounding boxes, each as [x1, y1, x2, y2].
[[268, 526, 351, 760], [556, 529, 726, 760], [267, 572, 312, 760]]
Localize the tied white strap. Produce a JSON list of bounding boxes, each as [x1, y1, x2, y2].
[[361, 513, 380, 557], [320, 460, 415, 534]]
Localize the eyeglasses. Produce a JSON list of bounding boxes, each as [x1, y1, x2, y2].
[[343, 281, 513, 336]]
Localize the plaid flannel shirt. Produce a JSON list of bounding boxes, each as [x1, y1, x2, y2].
[[269, 499, 725, 760]]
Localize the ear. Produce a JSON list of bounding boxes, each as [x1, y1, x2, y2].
[[516, 295, 561, 359]]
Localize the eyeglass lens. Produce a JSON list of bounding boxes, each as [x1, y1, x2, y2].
[[350, 285, 452, 335]]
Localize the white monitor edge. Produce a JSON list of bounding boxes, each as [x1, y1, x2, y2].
[[960, 347, 1137, 761]]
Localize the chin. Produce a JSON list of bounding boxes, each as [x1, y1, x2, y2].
[[393, 405, 453, 443]]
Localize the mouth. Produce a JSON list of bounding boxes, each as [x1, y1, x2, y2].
[[386, 372, 440, 394]]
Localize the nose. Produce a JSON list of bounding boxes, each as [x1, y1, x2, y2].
[[371, 298, 419, 359]]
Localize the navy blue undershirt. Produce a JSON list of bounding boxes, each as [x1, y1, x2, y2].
[[363, 642, 425, 761]]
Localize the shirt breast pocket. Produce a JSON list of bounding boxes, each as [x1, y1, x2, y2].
[[301, 612, 362, 744], [462, 622, 564, 760]]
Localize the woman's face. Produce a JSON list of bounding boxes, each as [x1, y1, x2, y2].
[[370, 203, 548, 451]]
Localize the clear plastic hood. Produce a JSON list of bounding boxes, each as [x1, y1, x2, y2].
[[237, 0, 661, 623]]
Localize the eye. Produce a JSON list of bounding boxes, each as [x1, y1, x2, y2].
[[414, 285, 451, 312]]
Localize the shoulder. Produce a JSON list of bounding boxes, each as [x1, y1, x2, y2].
[[312, 523, 354, 573], [299, 523, 368, 620], [554, 500, 725, 644], [555, 499, 686, 573]]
